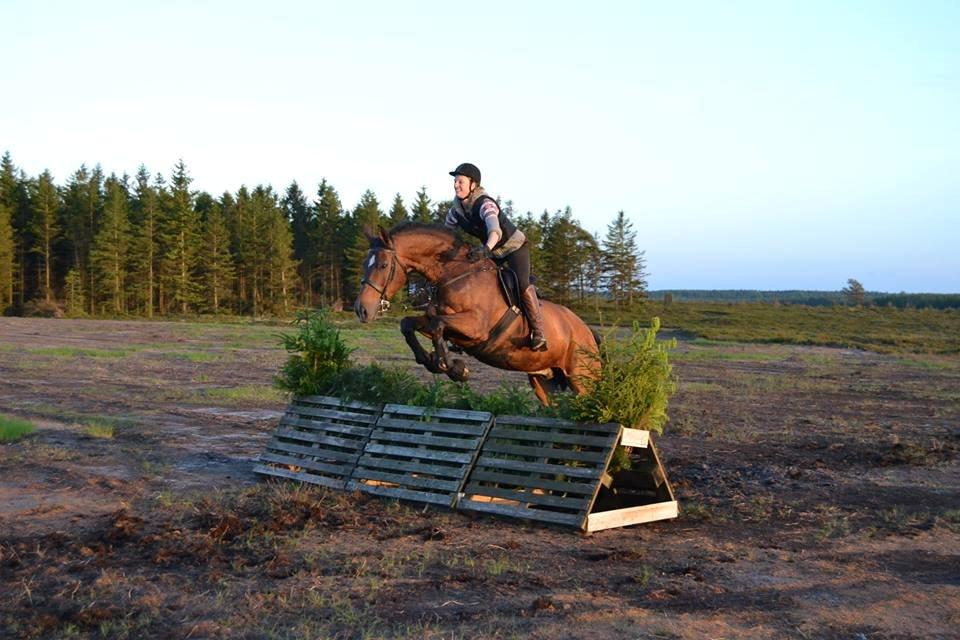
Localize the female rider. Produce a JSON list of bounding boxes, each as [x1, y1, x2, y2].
[[444, 163, 547, 351]]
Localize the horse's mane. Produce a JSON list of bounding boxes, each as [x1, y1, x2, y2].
[[386, 222, 465, 260]]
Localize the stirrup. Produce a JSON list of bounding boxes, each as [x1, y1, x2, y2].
[[530, 333, 548, 351]]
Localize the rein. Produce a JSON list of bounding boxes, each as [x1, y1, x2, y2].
[[436, 263, 498, 291]]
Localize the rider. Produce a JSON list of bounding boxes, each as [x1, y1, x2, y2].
[[444, 163, 547, 351]]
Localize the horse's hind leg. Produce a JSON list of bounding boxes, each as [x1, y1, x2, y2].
[[528, 375, 551, 406]]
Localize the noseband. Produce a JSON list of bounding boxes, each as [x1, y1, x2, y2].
[[360, 249, 404, 315]]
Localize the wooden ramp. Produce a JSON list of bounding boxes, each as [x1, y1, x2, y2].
[[253, 396, 379, 489], [459, 415, 620, 528], [255, 396, 677, 531], [348, 404, 493, 507]]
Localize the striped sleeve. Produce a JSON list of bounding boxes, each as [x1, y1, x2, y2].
[[477, 199, 500, 221], [444, 205, 459, 228]]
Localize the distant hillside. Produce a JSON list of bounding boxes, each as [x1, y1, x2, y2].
[[648, 290, 960, 309]]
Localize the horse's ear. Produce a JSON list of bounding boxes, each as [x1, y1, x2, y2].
[[378, 226, 393, 249], [362, 225, 376, 242]]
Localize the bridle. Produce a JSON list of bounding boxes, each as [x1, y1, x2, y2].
[[360, 248, 404, 315]]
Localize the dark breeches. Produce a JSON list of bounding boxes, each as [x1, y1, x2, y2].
[[496, 243, 532, 290]]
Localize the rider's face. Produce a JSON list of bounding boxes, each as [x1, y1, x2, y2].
[[453, 175, 474, 199]]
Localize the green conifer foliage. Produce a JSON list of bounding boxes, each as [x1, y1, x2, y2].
[[201, 202, 235, 314], [312, 180, 345, 308], [29, 170, 61, 302], [410, 186, 433, 223], [129, 167, 164, 317], [90, 176, 131, 314], [0, 202, 13, 309], [284, 181, 315, 306], [387, 193, 409, 226], [162, 160, 201, 314], [601, 210, 647, 307]]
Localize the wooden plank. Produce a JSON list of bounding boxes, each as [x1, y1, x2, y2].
[[463, 484, 586, 510], [284, 407, 379, 426], [349, 482, 455, 506], [459, 498, 584, 527], [465, 470, 597, 495], [252, 464, 346, 490], [363, 443, 472, 464], [257, 452, 352, 477], [383, 404, 492, 422], [486, 427, 615, 448], [473, 455, 601, 479], [350, 469, 460, 492], [266, 440, 360, 463], [585, 500, 678, 532], [376, 416, 490, 436], [649, 438, 676, 502], [620, 428, 649, 448], [278, 416, 373, 437], [353, 455, 465, 478], [295, 395, 381, 412], [479, 440, 609, 463], [495, 415, 620, 434], [366, 430, 483, 450], [272, 428, 367, 451]]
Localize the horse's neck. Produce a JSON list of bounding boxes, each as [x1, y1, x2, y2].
[[395, 234, 463, 283]]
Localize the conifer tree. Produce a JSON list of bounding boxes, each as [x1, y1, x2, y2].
[[539, 207, 584, 305], [29, 170, 61, 302], [0, 202, 13, 309], [601, 210, 647, 306], [162, 160, 201, 314], [312, 180, 345, 308], [228, 186, 255, 313], [1, 154, 33, 304], [90, 176, 131, 314], [129, 167, 164, 317], [200, 201, 234, 314], [264, 201, 298, 315], [387, 193, 409, 227], [283, 181, 315, 305], [410, 186, 433, 223], [63, 267, 85, 316]]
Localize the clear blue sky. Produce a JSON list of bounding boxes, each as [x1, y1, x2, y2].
[[2, 1, 957, 292]]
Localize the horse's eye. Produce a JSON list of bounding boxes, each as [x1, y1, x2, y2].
[[379, 263, 387, 269]]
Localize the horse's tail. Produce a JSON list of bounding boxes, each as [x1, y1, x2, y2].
[[590, 327, 602, 348]]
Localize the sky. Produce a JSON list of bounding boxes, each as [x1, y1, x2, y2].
[[2, 0, 957, 292]]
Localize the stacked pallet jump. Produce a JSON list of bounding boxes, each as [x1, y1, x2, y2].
[[255, 395, 677, 532]]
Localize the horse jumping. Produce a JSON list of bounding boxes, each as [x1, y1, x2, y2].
[[353, 223, 600, 405]]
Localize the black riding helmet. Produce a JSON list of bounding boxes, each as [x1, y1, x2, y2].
[[449, 163, 481, 184]]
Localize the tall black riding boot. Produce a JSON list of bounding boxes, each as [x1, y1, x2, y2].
[[520, 285, 548, 351]]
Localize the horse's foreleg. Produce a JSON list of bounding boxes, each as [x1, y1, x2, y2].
[[428, 311, 484, 382], [401, 315, 444, 374]]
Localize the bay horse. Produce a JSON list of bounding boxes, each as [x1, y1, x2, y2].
[[353, 222, 600, 405]]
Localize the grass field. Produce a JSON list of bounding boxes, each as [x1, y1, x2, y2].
[[575, 301, 960, 354]]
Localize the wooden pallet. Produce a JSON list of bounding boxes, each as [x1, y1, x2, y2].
[[253, 396, 380, 489], [348, 404, 493, 507], [458, 415, 622, 528], [255, 398, 678, 531]]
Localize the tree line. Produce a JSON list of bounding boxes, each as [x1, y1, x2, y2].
[[0, 152, 647, 317]]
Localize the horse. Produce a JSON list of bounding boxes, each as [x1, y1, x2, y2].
[[353, 222, 600, 405]]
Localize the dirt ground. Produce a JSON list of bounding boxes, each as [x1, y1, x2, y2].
[[1, 316, 958, 639]]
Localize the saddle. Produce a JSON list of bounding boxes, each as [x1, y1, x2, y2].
[[496, 266, 523, 311]]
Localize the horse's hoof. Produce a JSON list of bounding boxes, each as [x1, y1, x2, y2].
[[448, 360, 469, 382]]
